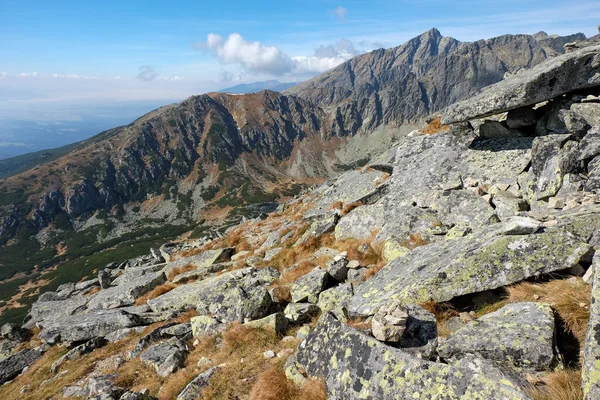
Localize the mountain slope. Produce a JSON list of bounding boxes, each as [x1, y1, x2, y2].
[[285, 28, 587, 129], [218, 80, 298, 94]]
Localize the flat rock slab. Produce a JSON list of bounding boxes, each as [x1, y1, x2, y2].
[[442, 45, 600, 124], [86, 271, 166, 310], [438, 302, 556, 372], [296, 313, 530, 399], [583, 253, 600, 399], [25, 295, 88, 328], [176, 366, 218, 400], [38, 309, 143, 344], [349, 224, 593, 316], [290, 269, 330, 303], [0, 348, 42, 384], [140, 337, 188, 377], [162, 248, 234, 277]]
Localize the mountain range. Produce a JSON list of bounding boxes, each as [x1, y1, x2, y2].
[[218, 79, 298, 94]]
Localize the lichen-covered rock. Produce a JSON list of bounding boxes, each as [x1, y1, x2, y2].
[[325, 254, 349, 282], [0, 348, 42, 384], [349, 224, 593, 316], [176, 366, 218, 400], [290, 269, 330, 303], [295, 313, 530, 399], [87, 271, 166, 310], [442, 45, 600, 123], [438, 302, 556, 372], [245, 313, 289, 335], [191, 316, 222, 337], [205, 285, 272, 323], [396, 304, 439, 360], [24, 295, 88, 328], [284, 303, 320, 324], [334, 203, 384, 241], [491, 191, 528, 221], [583, 253, 600, 399], [38, 309, 143, 344], [317, 284, 353, 313], [51, 337, 107, 373], [381, 237, 411, 262], [0, 323, 29, 342]]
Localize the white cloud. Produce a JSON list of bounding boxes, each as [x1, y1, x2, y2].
[[196, 33, 295, 75], [0, 72, 7, 79], [136, 65, 158, 82], [196, 33, 363, 76], [330, 6, 347, 22]]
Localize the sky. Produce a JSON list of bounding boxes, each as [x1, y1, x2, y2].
[[0, 0, 599, 139]]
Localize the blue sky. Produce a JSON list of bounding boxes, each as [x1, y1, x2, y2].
[[1, 0, 599, 117]]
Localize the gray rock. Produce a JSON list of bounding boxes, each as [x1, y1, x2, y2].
[[0, 348, 42, 384], [105, 327, 146, 343], [87, 271, 166, 310], [325, 255, 349, 282], [442, 45, 600, 124], [190, 316, 222, 337], [371, 302, 408, 342], [263, 247, 282, 262], [290, 269, 330, 303], [395, 304, 439, 360], [479, 121, 526, 138], [25, 295, 88, 328], [140, 337, 188, 377], [334, 203, 384, 241], [497, 216, 542, 235], [491, 191, 529, 221], [284, 303, 320, 324], [51, 337, 107, 372], [161, 248, 235, 278], [86, 374, 123, 398], [349, 224, 593, 317], [0, 323, 29, 342], [245, 313, 289, 336], [99, 269, 113, 289], [583, 253, 600, 399], [317, 284, 353, 313], [295, 313, 530, 399], [176, 366, 218, 400], [38, 309, 143, 344], [572, 103, 600, 126], [439, 303, 556, 372], [204, 284, 272, 323]]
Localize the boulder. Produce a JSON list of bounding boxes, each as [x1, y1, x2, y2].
[[86, 271, 166, 310], [176, 366, 218, 400], [506, 107, 538, 129], [396, 304, 439, 360], [583, 253, 600, 399], [0, 323, 29, 342], [290, 269, 330, 303], [245, 313, 289, 336], [438, 302, 556, 371], [349, 224, 593, 317], [491, 191, 528, 221], [51, 337, 106, 373], [38, 309, 143, 344], [191, 316, 222, 337], [161, 248, 234, 277], [25, 295, 88, 328], [442, 45, 600, 124], [479, 121, 526, 138], [204, 285, 272, 323], [284, 303, 320, 324], [140, 337, 188, 377], [0, 348, 42, 384], [317, 284, 353, 313], [334, 203, 384, 241], [295, 313, 529, 399], [571, 103, 600, 126], [325, 254, 349, 282], [98, 269, 112, 289]]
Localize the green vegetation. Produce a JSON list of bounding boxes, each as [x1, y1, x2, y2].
[[334, 157, 370, 171]]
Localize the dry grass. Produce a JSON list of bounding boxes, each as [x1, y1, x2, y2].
[[346, 316, 372, 331], [274, 261, 319, 286], [506, 278, 591, 343], [422, 116, 450, 135], [249, 364, 326, 400], [421, 301, 460, 338], [527, 369, 582, 400], [341, 201, 362, 217], [85, 286, 102, 297], [401, 233, 429, 249], [166, 263, 196, 281], [363, 261, 387, 280], [134, 282, 178, 305], [335, 238, 382, 266], [329, 201, 344, 211]]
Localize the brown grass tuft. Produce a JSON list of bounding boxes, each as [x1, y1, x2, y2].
[[346, 316, 372, 331], [527, 369, 582, 400], [166, 264, 196, 281], [422, 116, 450, 135], [249, 364, 327, 400], [421, 302, 460, 338], [135, 282, 177, 305], [341, 201, 362, 216], [506, 278, 591, 343], [401, 233, 428, 249], [329, 201, 344, 211]]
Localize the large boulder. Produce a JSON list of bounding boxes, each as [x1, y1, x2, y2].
[[24, 295, 88, 328], [583, 253, 600, 399], [161, 248, 234, 277], [442, 44, 600, 124], [349, 224, 593, 317], [438, 302, 556, 372], [38, 309, 143, 344], [140, 337, 188, 377], [176, 366, 218, 400], [290, 269, 330, 303], [295, 313, 529, 399], [86, 271, 166, 310], [334, 203, 384, 241], [0, 348, 42, 384]]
